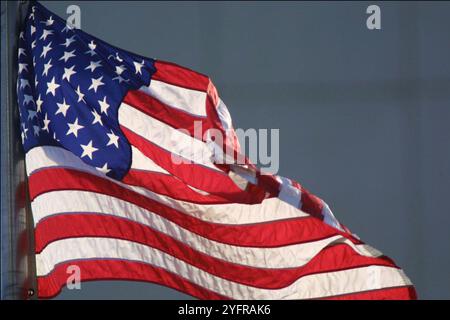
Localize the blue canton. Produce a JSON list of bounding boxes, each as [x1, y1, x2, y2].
[[17, 1, 156, 180]]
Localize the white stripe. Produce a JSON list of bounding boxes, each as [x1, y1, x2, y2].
[[322, 202, 344, 232], [140, 79, 207, 117], [25, 145, 93, 176], [32, 190, 377, 269], [130, 146, 169, 174], [119, 102, 218, 170], [278, 177, 302, 208], [36, 237, 413, 299], [229, 164, 257, 185], [216, 99, 233, 130], [26, 146, 310, 225], [228, 170, 249, 191]]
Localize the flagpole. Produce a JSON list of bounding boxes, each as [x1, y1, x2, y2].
[[1, 0, 36, 300]]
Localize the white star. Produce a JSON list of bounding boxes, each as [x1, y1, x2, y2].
[[19, 31, 25, 40], [133, 60, 144, 75], [106, 130, 120, 148], [46, 77, 60, 96], [36, 94, 43, 112], [53, 132, 60, 142], [45, 16, 54, 26], [85, 40, 96, 56], [23, 94, 34, 105], [39, 29, 53, 41], [40, 41, 52, 58], [18, 48, 26, 57], [42, 113, 51, 132], [115, 65, 126, 75], [88, 40, 96, 50], [115, 53, 123, 62], [80, 140, 98, 160], [30, 25, 36, 35], [31, 40, 36, 49], [91, 109, 103, 126], [20, 78, 30, 89], [98, 96, 110, 115], [85, 60, 102, 72], [61, 35, 76, 48], [27, 109, 37, 120], [33, 125, 40, 136], [88, 76, 104, 92], [96, 163, 111, 175], [59, 50, 76, 63], [62, 65, 76, 82], [33, 57, 36, 67], [18, 63, 28, 73], [21, 125, 28, 144], [112, 75, 128, 83], [42, 58, 53, 76], [75, 86, 85, 103], [66, 118, 84, 137], [55, 98, 71, 117]]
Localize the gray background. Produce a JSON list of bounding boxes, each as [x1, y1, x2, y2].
[[39, 1, 450, 300]]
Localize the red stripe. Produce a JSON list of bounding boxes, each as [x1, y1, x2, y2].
[[28, 168, 361, 247], [35, 214, 398, 290], [153, 60, 210, 92], [37, 259, 224, 299], [323, 286, 417, 300]]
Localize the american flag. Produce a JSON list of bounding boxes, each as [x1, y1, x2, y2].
[[18, 2, 416, 299]]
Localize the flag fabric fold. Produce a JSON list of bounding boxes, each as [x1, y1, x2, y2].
[[17, 1, 416, 299]]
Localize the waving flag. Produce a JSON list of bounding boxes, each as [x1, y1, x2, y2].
[[17, 2, 416, 299]]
